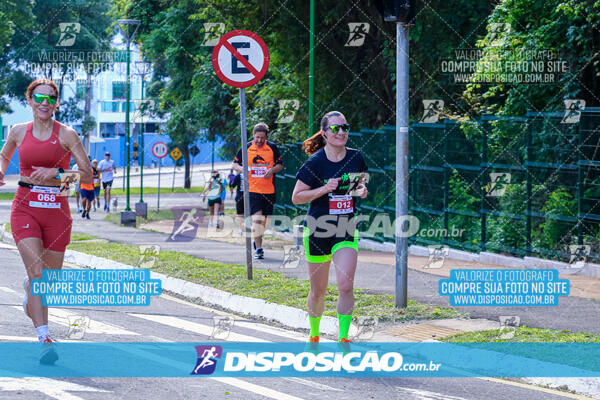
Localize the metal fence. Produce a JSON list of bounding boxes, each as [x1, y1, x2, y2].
[[274, 109, 600, 263]]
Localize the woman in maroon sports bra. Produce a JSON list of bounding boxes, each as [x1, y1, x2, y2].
[[0, 79, 91, 364]]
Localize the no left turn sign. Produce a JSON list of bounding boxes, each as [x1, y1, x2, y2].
[[212, 30, 269, 88]]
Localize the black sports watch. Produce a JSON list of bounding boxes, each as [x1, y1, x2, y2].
[[55, 167, 65, 179]]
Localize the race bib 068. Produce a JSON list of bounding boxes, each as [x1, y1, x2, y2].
[[29, 186, 61, 209]]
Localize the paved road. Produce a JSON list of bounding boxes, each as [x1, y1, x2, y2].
[[19, 195, 600, 336], [0, 243, 582, 400]]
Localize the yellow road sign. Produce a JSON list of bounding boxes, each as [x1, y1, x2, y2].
[[170, 147, 182, 161]]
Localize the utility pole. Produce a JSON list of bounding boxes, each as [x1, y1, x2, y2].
[[380, 0, 415, 308]]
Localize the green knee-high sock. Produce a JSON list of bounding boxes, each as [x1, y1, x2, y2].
[[309, 316, 321, 337], [338, 313, 352, 341]]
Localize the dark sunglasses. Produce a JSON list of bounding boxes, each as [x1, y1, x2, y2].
[[32, 93, 58, 104], [327, 123, 350, 134]]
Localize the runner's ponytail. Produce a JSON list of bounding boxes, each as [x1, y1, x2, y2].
[[302, 131, 326, 155], [302, 110, 345, 155]]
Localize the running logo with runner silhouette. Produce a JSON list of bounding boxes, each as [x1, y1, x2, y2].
[[561, 99, 585, 124], [345, 23, 370, 47], [168, 207, 203, 242], [56, 23, 80, 47], [202, 22, 225, 46], [191, 345, 223, 375], [277, 99, 300, 123], [420, 100, 444, 123]]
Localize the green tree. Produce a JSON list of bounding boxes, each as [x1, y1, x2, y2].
[[464, 0, 600, 115], [0, 0, 34, 112], [487, 183, 527, 252], [2, 0, 111, 152], [535, 186, 577, 251]]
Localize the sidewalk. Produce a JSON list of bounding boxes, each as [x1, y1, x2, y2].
[[69, 215, 600, 335]]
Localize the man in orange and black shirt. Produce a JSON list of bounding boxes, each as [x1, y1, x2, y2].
[[232, 123, 283, 259]]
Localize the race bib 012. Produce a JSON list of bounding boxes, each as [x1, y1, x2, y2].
[[329, 195, 353, 215]]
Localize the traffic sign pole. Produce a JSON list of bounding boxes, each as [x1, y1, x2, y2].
[[172, 165, 176, 192], [189, 145, 200, 184], [240, 88, 253, 280], [152, 142, 169, 212], [169, 147, 182, 193], [158, 160, 161, 211], [213, 29, 269, 280]]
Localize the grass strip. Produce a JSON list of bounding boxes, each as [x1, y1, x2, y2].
[[71, 232, 100, 241], [109, 187, 205, 196], [443, 326, 600, 372], [443, 325, 600, 343], [67, 240, 463, 321], [105, 209, 174, 225]]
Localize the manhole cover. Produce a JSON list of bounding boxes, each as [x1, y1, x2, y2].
[[385, 323, 463, 341]]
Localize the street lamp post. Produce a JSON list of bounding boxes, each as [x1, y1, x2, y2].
[[116, 19, 140, 226], [134, 60, 152, 218]]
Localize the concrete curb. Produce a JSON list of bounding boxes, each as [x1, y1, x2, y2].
[[523, 377, 600, 399], [64, 249, 343, 335], [0, 224, 343, 336]]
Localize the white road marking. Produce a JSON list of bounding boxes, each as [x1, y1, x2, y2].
[[0, 335, 37, 342], [235, 320, 305, 341], [161, 293, 334, 342], [49, 308, 139, 336], [396, 387, 470, 400], [283, 377, 343, 391], [129, 313, 268, 342], [111, 340, 307, 400], [9, 306, 139, 336], [0, 335, 93, 343], [211, 377, 306, 400], [0, 286, 16, 293], [0, 377, 110, 400]]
